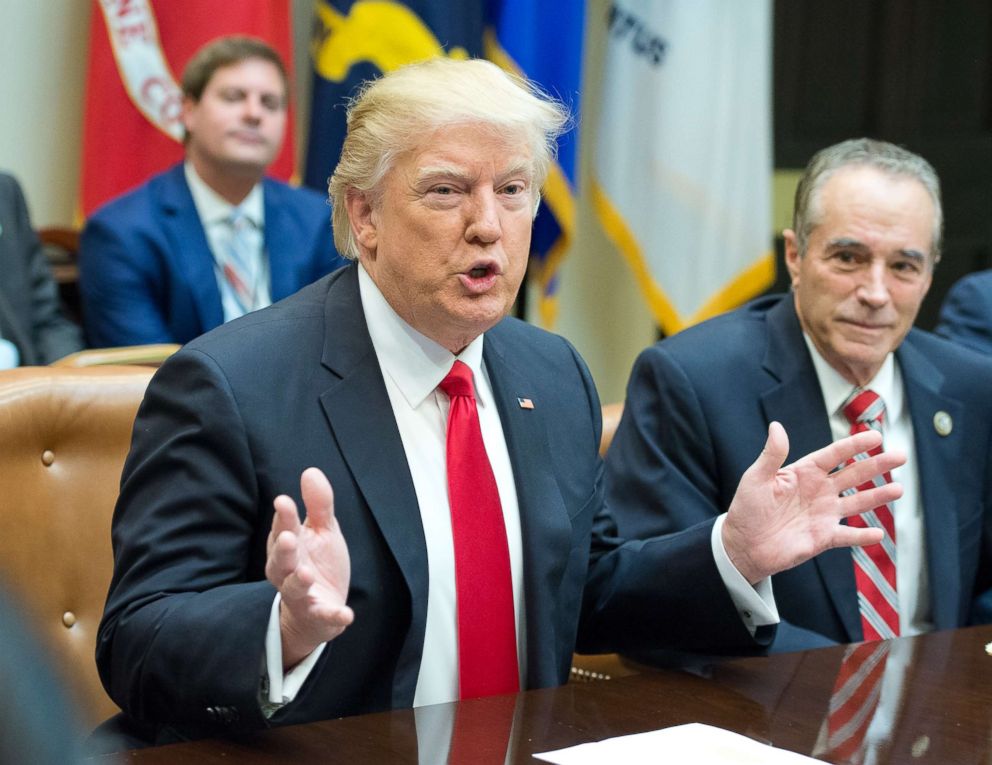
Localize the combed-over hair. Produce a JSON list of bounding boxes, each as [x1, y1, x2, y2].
[[328, 57, 570, 259]]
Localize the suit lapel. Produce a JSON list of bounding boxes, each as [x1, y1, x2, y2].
[[262, 181, 296, 301], [897, 337, 963, 630], [158, 166, 224, 333], [316, 266, 428, 702], [760, 297, 862, 641], [483, 327, 572, 689]]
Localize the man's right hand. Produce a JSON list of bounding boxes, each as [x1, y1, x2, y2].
[[265, 467, 354, 670]]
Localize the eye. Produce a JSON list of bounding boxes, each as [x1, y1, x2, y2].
[[219, 88, 245, 102], [260, 94, 283, 111], [831, 250, 857, 265], [431, 185, 455, 195], [501, 182, 525, 196]]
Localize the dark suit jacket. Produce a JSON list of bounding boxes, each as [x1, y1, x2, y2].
[[97, 265, 764, 741], [607, 294, 992, 653], [936, 269, 992, 355], [0, 173, 82, 364], [79, 163, 345, 348]]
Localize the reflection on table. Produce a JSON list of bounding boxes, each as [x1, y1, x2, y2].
[[89, 624, 992, 764]]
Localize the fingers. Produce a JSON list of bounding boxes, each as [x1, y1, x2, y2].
[[830, 524, 884, 549], [300, 467, 335, 530], [840, 481, 903, 519], [832, 449, 905, 494], [810, 429, 885, 472], [748, 421, 790, 481]]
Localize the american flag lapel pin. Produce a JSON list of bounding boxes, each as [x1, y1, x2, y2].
[[517, 397, 534, 410]]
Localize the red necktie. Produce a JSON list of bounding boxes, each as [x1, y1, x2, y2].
[[440, 360, 519, 699], [822, 640, 891, 763], [842, 389, 899, 641]]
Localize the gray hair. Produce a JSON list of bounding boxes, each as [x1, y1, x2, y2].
[[328, 57, 570, 260], [792, 138, 943, 263]]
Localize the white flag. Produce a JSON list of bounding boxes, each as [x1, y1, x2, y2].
[[593, 0, 773, 335]]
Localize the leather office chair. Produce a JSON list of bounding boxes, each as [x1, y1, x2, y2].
[[570, 402, 640, 683], [37, 226, 82, 326], [53, 343, 180, 368], [0, 366, 153, 727]]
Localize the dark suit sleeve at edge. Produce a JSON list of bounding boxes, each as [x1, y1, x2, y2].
[[97, 349, 277, 733], [578, 345, 771, 656]]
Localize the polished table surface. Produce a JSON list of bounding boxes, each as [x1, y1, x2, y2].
[[94, 624, 992, 764]]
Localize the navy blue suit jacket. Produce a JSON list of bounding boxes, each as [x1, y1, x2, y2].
[[607, 294, 992, 653], [79, 164, 345, 347], [97, 265, 764, 740], [936, 269, 992, 356]]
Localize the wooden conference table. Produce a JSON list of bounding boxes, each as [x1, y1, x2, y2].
[[92, 624, 992, 764]]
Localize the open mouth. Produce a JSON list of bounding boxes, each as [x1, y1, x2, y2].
[[459, 261, 502, 293]]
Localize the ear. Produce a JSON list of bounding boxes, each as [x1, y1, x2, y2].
[[782, 228, 802, 288], [345, 190, 378, 258], [180, 96, 198, 136]]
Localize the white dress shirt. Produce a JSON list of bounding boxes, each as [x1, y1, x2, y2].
[[0, 338, 18, 369], [263, 264, 778, 707], [183, 162, 271, 321], [803, 335, 932, 636]]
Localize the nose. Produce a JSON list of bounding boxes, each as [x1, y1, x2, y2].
[[856, 260, 891, 308], [242, 94, 263, 124], [464, 189, 502, 245]]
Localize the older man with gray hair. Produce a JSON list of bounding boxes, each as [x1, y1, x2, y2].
[[608, 138, 992, 659], [98, 65, 900, 744]]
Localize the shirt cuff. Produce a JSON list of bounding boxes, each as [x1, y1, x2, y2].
[[262, 593, 327, 714], [711, 514, 780, 635]]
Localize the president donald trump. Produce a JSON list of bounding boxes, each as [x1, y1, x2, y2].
[[97, 58, 901, 743]]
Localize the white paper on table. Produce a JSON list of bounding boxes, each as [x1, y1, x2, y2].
[[533, 722, 820, 764]]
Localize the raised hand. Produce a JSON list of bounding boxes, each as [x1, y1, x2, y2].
[[722, 421, 904, 584], [265, 467, 354, 669]]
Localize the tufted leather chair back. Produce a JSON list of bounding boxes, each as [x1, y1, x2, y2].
[[0, 366, 153, 727]]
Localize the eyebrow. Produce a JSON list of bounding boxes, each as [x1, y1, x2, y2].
[[414, 161, 533, 186], [825, 237, 927, 263]]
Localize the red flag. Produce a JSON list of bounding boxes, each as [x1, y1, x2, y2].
[[81, 0, 295, 218]]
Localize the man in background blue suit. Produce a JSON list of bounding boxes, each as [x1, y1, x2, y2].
[[80, 36, 344, 348], [936, 268, 992, 355], [608, 139, 992, 657]]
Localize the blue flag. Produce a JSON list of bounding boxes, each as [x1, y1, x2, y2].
[[485, 0, 585, 327], [304, 0, 485, 195]]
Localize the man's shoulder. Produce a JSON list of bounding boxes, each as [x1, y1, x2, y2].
[[186, 271, 337, 359], [903, 325, 992, 379], [951, 268, 992, 297], [488, 315, 578, 365], [86, 164, 184, 224], [648, 294, 783, 365], [262, 177, 329, 214]]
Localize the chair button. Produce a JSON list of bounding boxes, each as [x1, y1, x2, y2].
[[41, 449, 55, 466], [62, 611, 76, 628]]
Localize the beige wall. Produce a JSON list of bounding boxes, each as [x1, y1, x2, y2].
[[0, 2, 785, 404]]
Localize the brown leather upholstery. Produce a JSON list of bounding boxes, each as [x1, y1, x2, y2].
[[53, 343, 181, 368], [0, 366, 153, 726]]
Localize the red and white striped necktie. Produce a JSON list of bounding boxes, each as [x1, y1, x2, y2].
[[842, 388, 899, 641]]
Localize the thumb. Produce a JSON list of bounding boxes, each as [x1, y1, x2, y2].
[[748, 421, 790, 482]]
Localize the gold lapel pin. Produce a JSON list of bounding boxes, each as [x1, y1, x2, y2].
[[517, 397, 534, 410]]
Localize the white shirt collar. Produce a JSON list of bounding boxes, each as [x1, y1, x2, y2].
[[183, 160, 264, 228], [357, 263, 488, 410], [802, 332, 904, 424]]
